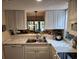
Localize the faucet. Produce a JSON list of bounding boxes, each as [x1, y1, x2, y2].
[[36, 34, 40, 39]]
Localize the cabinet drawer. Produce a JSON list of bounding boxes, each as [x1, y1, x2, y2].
[[24, 46, 38, 52], [37, 47, 49, 51], [4, 45, 23, 48]]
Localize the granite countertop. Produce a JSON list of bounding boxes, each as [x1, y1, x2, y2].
[[3, 34, 50, 44], [3, 34, 77, 53], [3, 38, 49, 45], [3, 34, 48, 44], [47, 39, 77, 53], [3, 38, 27, 44]]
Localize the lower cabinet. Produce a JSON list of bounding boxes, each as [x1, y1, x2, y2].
[[51, 47, 60, 59], [24, 44, 50, 59], [3, 45, 24, 59], [36, 50, 50, 59], [3, 44, 60, 59], [25, 52, 36, 59]]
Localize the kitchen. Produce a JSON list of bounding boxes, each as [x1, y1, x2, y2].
[[2, 0, 77, 59]]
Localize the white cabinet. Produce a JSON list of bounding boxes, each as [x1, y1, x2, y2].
[[25, 51, 36, 59], [3, 44, 60, 59], [45, 10, 66, 29], [3, 45, 24, 59], [36, 49, 50, 59], [56, 11, 66, 29], [24, 44, 51, 59], [5, 10, 15, 30], [36, 46, 50, 59], [67, 0, 77, 34], [68, 0, 77, 20], [24, 46, 36, 59], [15, 10, 25, 30], [5, 10, 26, 30]]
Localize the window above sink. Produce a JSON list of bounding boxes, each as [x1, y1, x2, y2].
[[27, 21, 45, 32]]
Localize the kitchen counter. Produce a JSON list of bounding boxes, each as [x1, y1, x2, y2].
[[3, 34, 77, 53], [47, 39, 77, 53], [3, 38, 49, 45], [3, 34, 48, 45]]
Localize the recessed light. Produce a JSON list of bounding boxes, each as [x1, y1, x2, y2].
[[36, 0, 42, 2]]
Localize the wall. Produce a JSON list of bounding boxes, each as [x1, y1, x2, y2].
[[2, 10, 11, 42]]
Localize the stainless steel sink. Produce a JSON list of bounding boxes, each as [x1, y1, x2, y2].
[[26, 39, 47, 43], [26, 39, 36, 43]]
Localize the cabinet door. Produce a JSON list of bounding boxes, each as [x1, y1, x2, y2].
[[4, 45, 24, 59], [36, 50, 50, 59], [68, 0, 77, 20], [25, 51, 36, 59], [5, 10, 25, 30], [5, 10, 16, 30], [45, 10, 66, 29], [57, 11, 66, 29], [24, 45, 52, 59], [24, 46, 36, 59], [36, 46, 50, 59], [16, 10, 25, 30]]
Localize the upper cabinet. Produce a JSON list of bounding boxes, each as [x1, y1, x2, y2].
[[45, 10, 66, 29], [68, 0, 77, 21], [15, 10, 25, 30], [5, 10, 26, 30], [5, 10, 15, 30], [67, 0, 77, 35]]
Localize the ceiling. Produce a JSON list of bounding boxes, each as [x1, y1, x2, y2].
[[3, 0, 68, 11]]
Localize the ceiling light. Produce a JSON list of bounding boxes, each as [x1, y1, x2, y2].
[[36, 0, 42, 2]]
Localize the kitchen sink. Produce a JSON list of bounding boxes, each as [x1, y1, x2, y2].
[[26, 39, 47, 43]]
